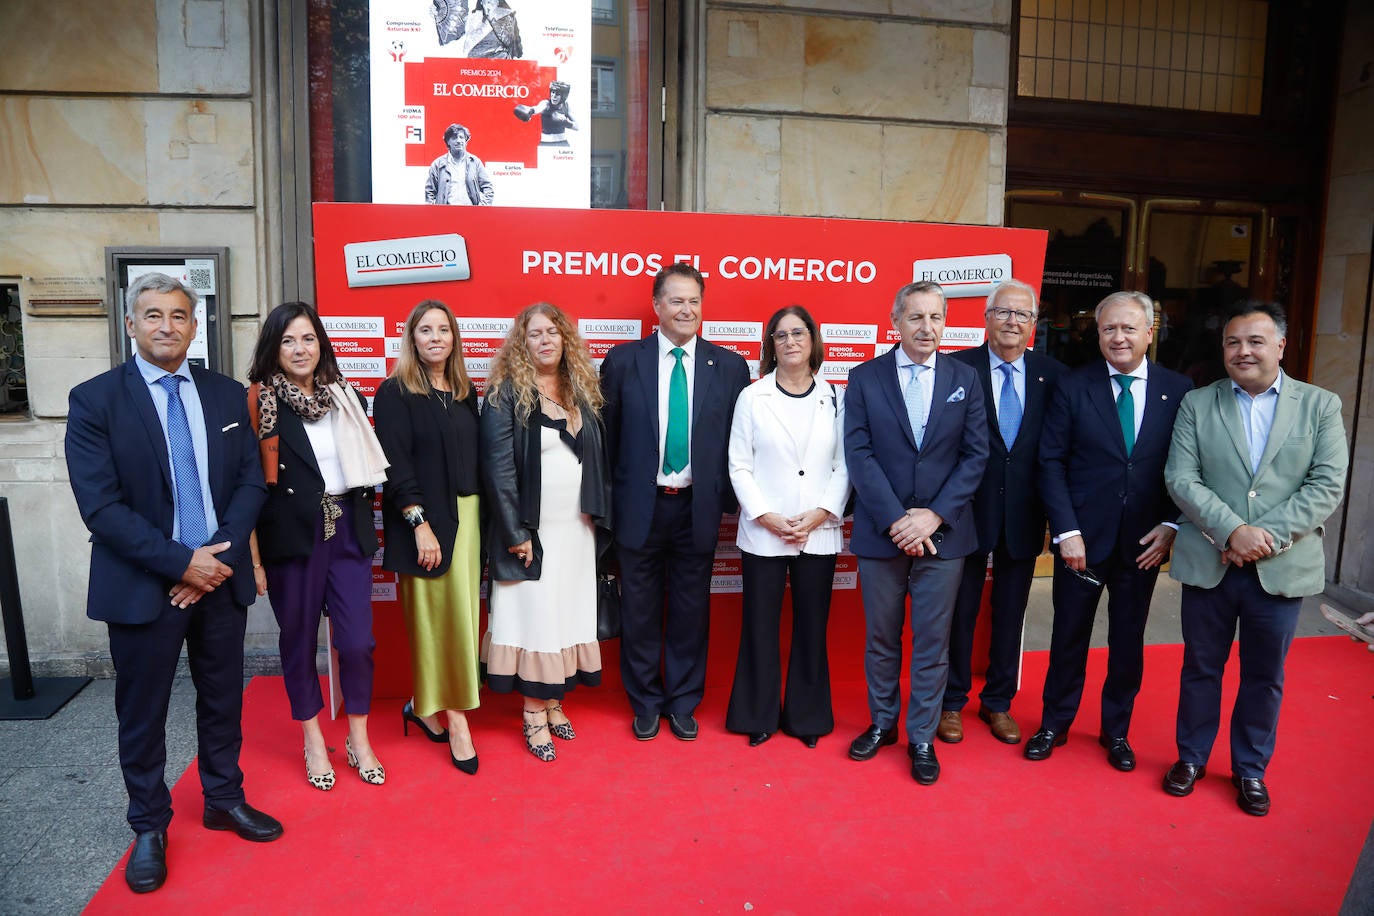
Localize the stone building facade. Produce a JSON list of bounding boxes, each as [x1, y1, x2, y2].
[[0, 0, 1368, 670]]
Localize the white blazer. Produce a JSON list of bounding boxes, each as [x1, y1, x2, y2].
[[728, 372, 851, 556]]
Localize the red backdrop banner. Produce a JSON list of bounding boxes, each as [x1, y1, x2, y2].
[[312, 203, 1047, 697]]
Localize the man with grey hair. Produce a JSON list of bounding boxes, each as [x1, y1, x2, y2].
[[939, 279, 1064, 746], [66, 272, 279, 894], [1026, 290, 1191, 771], [843, 281, 987, 784]]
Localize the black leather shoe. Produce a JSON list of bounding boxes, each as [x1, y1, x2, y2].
[[666, 713, 699, 741], [1024, 728, 1067, 761], [800, 735, 819, 749], [848, 724, 898, 761], [909, 743, 940, 785], [748, 732, 772, 747], [125, 830, 167, 894], [1163, 760, 1206, 797], [632, 714, 660, 740], [1100, 735, 1136, 772], [202, 803, 284, 842], [1232, 775, 1271, 816]]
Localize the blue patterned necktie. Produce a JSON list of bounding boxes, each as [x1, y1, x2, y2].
[[157, 375, 209, 549], [997, 361, 1022, 448], [904, 364, 927, 448], [1114, 374, 1136, 456]]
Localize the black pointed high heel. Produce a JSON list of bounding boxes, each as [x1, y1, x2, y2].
[[402, 700, 449, 743], [451, 748, 479, 775]]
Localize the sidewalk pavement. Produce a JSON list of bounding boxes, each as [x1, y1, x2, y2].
[[0, 582, 1366, 914]]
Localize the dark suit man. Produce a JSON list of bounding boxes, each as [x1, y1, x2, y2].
[[600, 262, 750, 741], [1162, 301, 1347, 816], [1026, 291, 1192, 771], [844, 281, 988, 784], [66, 273, 280, 894], [941, 279, 1063, 746]]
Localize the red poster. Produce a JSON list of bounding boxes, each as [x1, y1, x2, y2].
[[313, 203, 1047, 695]]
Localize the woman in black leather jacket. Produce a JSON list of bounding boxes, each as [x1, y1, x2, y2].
[[480, 303, 611, 762]]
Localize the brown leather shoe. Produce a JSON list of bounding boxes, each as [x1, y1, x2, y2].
[[936, 710, 963, 743], [978, 706, 1022, 744]]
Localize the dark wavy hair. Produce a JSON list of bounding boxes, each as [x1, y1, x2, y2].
[[248, 301, 341, 385], [760, 305, 823, 376]]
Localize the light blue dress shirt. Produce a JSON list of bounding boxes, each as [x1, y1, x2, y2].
[[1232, 370, 1283, 476], [988, 350, 1027, 417], [134, 353, 220, 542]]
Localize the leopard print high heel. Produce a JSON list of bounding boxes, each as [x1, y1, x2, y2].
[[522, 708, 556, 762], [546, 702, 576, 740], [346, 735, 386, 785], [304, 747, 335, 791]]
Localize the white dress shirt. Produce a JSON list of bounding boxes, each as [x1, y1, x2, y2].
[[655, 331, 697, 487]]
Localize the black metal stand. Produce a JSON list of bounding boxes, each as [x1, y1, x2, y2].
[[0, 497, 90, 719]]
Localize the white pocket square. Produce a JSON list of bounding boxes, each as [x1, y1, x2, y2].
[[946, 387, 966, 403], [221, 422, 240, 432]]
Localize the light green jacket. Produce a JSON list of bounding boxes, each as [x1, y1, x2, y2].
[[1164, 374, 1347, 598]]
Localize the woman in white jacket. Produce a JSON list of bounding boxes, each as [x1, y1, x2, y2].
[[725, 305, 850, 748]]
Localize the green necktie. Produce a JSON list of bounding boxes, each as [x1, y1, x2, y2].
[[1114, 374, 1136, 456], [663, 347, 689, 474]]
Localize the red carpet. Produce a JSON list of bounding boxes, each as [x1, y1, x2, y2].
[[87, 636, 1372, 914]]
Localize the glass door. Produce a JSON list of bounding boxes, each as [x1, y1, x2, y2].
[[1007, 191, 1268, 386]]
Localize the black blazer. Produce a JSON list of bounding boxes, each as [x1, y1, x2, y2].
[[1039, 359, 1192, 565], [479, 385, 612, 582], [65, 359, 266, 621], [600, 334, 750, 553], [253, 387, 378, 562], [949, 345, 1064, 559], [373, 376, 481, 577]]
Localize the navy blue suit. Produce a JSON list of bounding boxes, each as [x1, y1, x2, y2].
[[66, 358, 266, 833], [844, 349, 988, 743], [600, 334, 750, 718], [1036, 358, 1191, 738], [944, 345, 1063, 714]]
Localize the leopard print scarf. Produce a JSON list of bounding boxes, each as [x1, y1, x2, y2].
[[257, 371, 334, 439]]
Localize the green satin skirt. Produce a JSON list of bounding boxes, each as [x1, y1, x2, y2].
[[398, 493, 482, 715]]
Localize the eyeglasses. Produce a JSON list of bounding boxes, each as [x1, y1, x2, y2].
[[987, 307, 1036, 325], [1065, 565, 1103, 588], [771, 328, 811, 343]]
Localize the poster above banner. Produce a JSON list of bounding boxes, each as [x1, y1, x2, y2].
[[370, 0, 591, 209]]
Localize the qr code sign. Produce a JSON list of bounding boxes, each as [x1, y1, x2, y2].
[[184, 259, 216, 296]]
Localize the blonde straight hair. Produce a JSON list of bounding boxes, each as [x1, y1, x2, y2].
[[391, 299, 472, 399]]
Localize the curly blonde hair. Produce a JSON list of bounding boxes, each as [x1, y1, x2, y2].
[[487, 303, 604, 419]]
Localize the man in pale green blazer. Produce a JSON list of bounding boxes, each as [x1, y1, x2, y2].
[[1161, 301, 1347, 817]]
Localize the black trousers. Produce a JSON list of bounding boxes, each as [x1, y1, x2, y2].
[[617, 490, 714, 718], [944, 544, 1037, 714], [1040, 549, 1160, 738], [725, 551, 836, 736], [1176, 564, 1300, 779], [107, 587, 248, 834]]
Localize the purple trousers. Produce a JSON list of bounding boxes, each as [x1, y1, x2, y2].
[[265, 501, 376, 719]]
